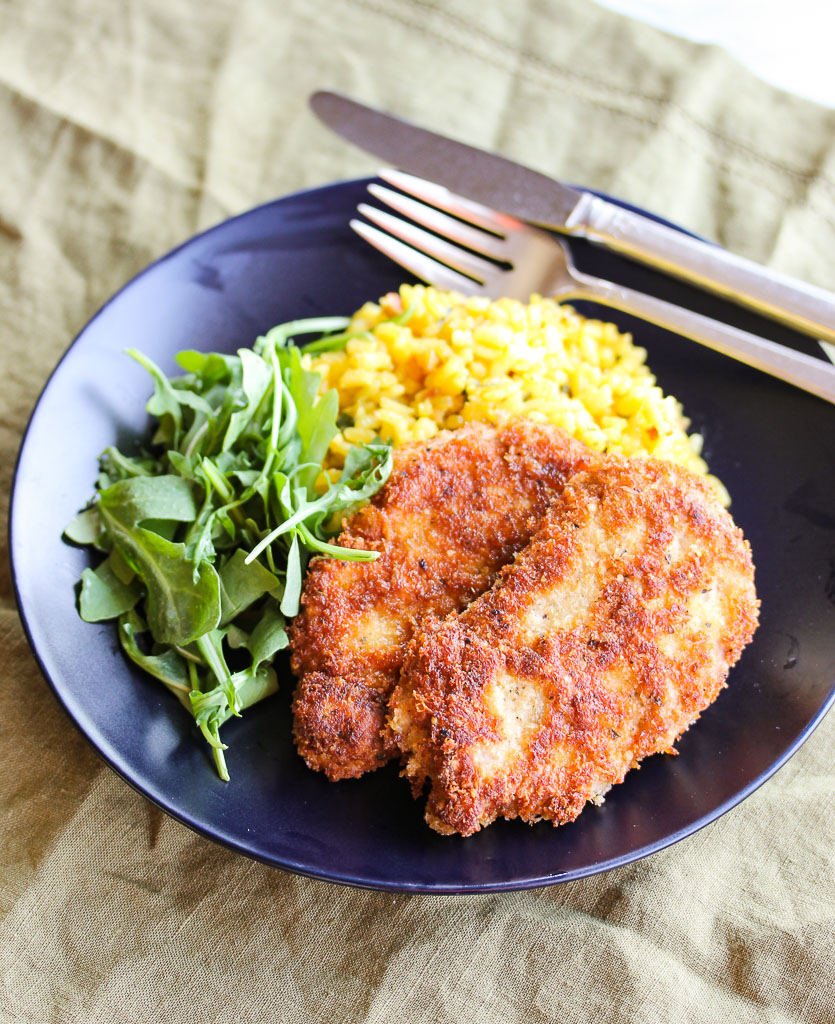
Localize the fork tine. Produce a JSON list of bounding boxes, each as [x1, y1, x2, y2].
[[367, 184, 510, 263], [357, 203, 502, 286], [379, 169, 518, 236], [350, 219, 483, 296]]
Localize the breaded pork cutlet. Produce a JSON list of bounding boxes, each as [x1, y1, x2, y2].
[[288, 420, 595, 780], [390, 456, 759, 836]]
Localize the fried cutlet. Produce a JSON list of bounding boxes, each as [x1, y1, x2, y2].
[[390, 456, 759, 836], [288, 420, 596, 780]]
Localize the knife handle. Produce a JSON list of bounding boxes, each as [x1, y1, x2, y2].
[[574, 195, 835, 345], [570, 271, 835, 405]]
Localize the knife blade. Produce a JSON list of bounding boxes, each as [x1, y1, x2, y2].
[[311, 90, 586, 229], [311, 90, 835, 346]]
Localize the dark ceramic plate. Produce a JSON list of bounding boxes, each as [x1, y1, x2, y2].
[[10, 178, 835, 892]]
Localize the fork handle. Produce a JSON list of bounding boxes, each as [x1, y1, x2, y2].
[[572, 273, 835, 405], [575, 195, 835, 345]]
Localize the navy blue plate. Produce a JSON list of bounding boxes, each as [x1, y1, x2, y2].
[[10, 178, 835, 892]]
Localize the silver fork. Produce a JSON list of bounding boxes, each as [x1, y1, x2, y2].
[[351, 170, 835, 406]]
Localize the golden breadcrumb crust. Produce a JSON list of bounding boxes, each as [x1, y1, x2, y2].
[[288, 420, 596, 779], [390, 456, 759, 836]]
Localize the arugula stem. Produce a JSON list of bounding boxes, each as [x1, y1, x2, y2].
[[244, 488, 335, 563], [183, 420, 210, 458], [298, 330, 358, 355], [201, 458, 247, 529], [295, 521, 379, 561], [392, 297, 418, 325], [201, 458, 233, 501], [299, 301, 415, 354], [101, 446, 152, 478], [187, 659, 200, 690], [213, 745, 230, 782], [176, 644, 204, 664], [275, 382, 296, 449], [268, 344, 283, 458], [262, 316, 350, 350], [196, 633, 239, 716]]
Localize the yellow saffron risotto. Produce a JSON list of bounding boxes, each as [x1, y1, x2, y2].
[[307, 284, 727, 502]]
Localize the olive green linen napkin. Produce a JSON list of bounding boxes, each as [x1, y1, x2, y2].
[[1, 0, 833, 1021]]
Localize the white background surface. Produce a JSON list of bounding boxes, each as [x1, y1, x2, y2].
[[597, 0, 835, 108]]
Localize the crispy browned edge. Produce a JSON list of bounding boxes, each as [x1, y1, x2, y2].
[[391, 456, 760, 836], [288, 419, 597, 780]]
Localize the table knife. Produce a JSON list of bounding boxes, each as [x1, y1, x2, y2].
[[311, 90, 835, 346]]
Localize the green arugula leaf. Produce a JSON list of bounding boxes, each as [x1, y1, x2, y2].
[[222, 348, 273, 452], [108, 546, 136, 585], [119, 611, 192, 710], [318, 441, 393, 531], [127, 349, 185, 447], [245, 603, 288, 667], [99, 475, 198, 529], [280, 532, 304, 618], [286, 347, 322, 431], [79, 554, 143, 622], [297, 389, 339, 491], [100, 446, 156, 481], [64, 507, 104, 546], [99, 504, 220, 645], [218, 549, 280, 625], [175, 349, 239, 383]]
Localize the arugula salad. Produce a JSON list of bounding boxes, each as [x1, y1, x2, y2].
[[65, 316, 394, 780]]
